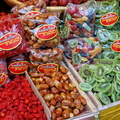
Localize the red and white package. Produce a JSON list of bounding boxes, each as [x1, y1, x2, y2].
[[0, 18, 28, 58]]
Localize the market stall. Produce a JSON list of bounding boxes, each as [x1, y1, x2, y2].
[[0, 0, 120, 120]]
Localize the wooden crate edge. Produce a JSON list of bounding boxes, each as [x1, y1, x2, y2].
[[63, 55, 102, 109]]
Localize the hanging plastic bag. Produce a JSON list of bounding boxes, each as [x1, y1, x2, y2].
[[0, 18, 28, 58], [22, 12, 60, 49]]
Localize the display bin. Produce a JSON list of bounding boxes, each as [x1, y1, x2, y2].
[[63, 55, 120, 111], [25, 62, 99, 120]]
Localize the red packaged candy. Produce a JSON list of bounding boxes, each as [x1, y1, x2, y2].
[[0, 18, 28, 58], [0, 59, 9, 86]]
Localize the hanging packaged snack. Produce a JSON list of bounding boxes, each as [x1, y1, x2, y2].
[[60, 1, 96, 40], [7, 54, 29, 78], [11, 0, 46, 17], [22, 12, 60, 49], [0, 59, 9, 86], [64, 37, 101, 71], [94, 0, 120, 34], [0, 18, 28, 59], [29, 47, 63, 70]]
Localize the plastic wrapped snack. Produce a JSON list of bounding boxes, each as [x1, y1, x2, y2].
[[22, 12, 60, 49], [11, 0, 46, 16], [60, 1, 96, 39], [29, 47, 63, 69], [94, 0, 120, 34], [0, 18, 28, 58], [64, 37, 102, 71], [0, 59, 9, 86], [7, 54, 29, 77]]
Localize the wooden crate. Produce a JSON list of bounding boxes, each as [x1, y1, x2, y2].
[[25, 62, 99, 120], [63, 55, 120, 111]]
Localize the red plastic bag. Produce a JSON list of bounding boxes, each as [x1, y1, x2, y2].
[[11, 0, 46, 17], [0, 59, 9, 86], [0, 18, 28, 58], [7, 54, 29, 77]]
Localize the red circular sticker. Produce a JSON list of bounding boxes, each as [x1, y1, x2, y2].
[[100, 12, 119, 26], [8, 61, 29, 74], [36, 24, 58, 40], [0, 73, 6, 86], [38, 63, 58, 73], [111, 40, 120, 52], [0, 33, 22, 50], [25, 11, 41, 16]]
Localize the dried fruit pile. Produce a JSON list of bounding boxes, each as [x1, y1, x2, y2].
[[30, 65, 87, 120], [0, 75, 47, 120]]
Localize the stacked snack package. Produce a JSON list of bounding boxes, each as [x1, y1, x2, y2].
[[57, 0, 120, 106], [0, 18, 28, 59], [95, 0, 120, 60], [22, 12, 60, 49], [59, 1, 96, 40], [64, 37, 101, 71], [11, 0, 46, 16]]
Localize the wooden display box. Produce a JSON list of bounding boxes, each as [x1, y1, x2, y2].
[[25, 63, 99, 120], [63, 55, 120, 111]]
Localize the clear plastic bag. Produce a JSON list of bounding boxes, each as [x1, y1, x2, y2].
[[64, 37, 101, 71], [29, 47, 63, 69], [22, 12, 60, 49], [0, 59, 9, 86], [11, 0, 46, 16], [61, 1, 96, 39], [0, 18, 28, 58]]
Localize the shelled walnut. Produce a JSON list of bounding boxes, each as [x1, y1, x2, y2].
[[29, 65, 87, 120]]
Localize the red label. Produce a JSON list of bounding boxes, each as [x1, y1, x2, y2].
[[8, 61, 29, 74], [38, 63, 58, 73], [100, 12, 119, 26], [0, 73, 6, 86], [111, 40, 120, 52], [25, 11, 41, 16], [36, 24, 58, 40], [0, 33, 22, 50]]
